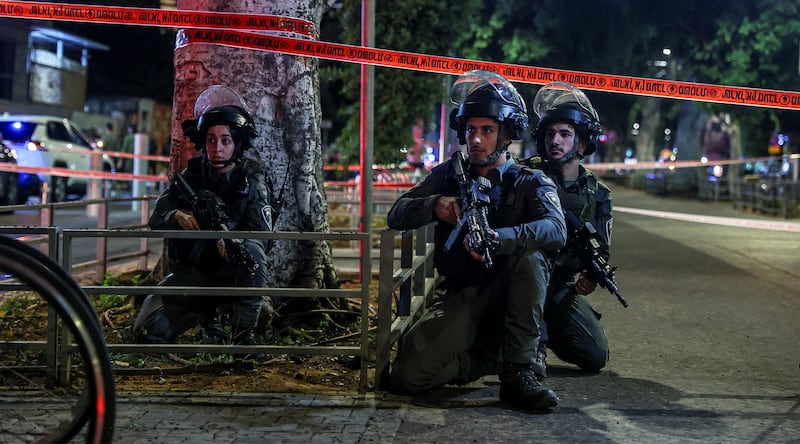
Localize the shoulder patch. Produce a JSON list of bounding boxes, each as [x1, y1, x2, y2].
[[535, 172, 556, 188], [543, 190, 562, 213], [519, 155, 544, 169]]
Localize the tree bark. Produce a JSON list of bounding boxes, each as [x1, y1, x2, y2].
[[629, 96, 663, 189], [171, 0, 338, 290]]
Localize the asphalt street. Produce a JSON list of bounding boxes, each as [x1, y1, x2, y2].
[[1, 185, 799, 443]]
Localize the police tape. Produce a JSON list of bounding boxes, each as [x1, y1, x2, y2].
[[101, 150, 170, 163], [2, 1, 798, 109], [177, 30, 800, 111], [1, 141, 170, 163], [0, 0, 319, 39], [584, 156, 780, 172], [320, 156, 782, 173], [0, 162, 169, 182], [614, 206, 800, 232], [0, 148, 780, 182]]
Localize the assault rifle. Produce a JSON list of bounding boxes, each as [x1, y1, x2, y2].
[[443, 150, 497, 269], [565, 211, 629, 308], [173, 174, 258, 276]]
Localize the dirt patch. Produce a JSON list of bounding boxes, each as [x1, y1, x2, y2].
[[113, 354, 366, 394]]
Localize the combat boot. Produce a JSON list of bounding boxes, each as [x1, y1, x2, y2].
[[233, 329, 257, 346], [198, 316, 226, 344], [499, 363, 558, 410], [233, 329, 265, 360]]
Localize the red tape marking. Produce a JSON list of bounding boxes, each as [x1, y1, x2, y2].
[[0, 0, 319, 39], [2, 1, 798, 108], [1, 143, 170, 164], [0, 162, 169, 182], [178, 30, 800, 110], [585, 156, 780, 172]]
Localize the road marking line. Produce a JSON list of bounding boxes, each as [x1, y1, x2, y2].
[[615, 206, 800, 232]]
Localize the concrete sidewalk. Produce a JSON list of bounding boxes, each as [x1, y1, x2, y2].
[[2, 186, 799, 443], [5, 373, 797, 443]]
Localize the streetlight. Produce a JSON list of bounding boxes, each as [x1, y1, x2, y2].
[[650, 48, 673, 78]]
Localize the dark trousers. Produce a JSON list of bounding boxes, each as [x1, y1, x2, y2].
[[541, 286, 609, 372], [133, 241, 267, 342], [389, 249, 550, 394]]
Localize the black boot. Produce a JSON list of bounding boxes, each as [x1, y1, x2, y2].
[[233, 329, 257, 346], [499, 363, 558, 410], [198, 315, 226, 344], [232, 329, 266, 360]]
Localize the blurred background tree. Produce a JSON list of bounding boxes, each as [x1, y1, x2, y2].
[[321, 0, 479, 165]]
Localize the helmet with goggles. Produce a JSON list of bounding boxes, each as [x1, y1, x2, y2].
[[531, 81, 601, 158], [181, 85, 257, 165], [449, 70, 528, 146]]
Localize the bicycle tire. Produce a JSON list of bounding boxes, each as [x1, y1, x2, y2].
[[0, 235, 115, 443]]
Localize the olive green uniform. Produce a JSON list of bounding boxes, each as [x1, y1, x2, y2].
[[542, 164, 611, 372]]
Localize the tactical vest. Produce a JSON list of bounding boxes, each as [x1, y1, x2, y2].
[[434, 159, 555, 286], [558, 171, 601, 224], [520, 155, 605, 224]]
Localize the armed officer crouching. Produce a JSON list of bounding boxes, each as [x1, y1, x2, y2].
[[524, 81, 613, 379], [385, 70, 566, 411], [134, 85, 273, 346]]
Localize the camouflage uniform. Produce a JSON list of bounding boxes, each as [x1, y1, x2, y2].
[[541, 163, 611, 372]]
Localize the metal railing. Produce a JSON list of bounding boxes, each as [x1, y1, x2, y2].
[[68, 229, 372, 393], [0, 226, 61, 387], [732, 179, 800, 219], [1, 227, 373, 393], [375, 224, 439, 390], [0, 195, 157, 280], [2, 192, 439, 394]]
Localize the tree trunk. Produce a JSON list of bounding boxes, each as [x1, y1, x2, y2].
[[629, 96, 662, 189], [171, 0, 339, 291], [674, 101, 707, 192]]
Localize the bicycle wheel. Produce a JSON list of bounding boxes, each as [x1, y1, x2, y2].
[[0, 236, 115, 443]]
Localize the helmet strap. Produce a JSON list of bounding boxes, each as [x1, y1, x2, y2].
[[203, 147, 241, 169], [554, 137, 583, 165], [471, 123, 508, 167], [210, 158, 235, 168]]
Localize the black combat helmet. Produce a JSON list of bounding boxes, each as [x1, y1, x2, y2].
[[449, 70, 529, 146], [531, 82, 601, 158], [181, 85, 257, 163]]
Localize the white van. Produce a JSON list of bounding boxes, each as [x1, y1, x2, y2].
[[0, 115, 113, 203]]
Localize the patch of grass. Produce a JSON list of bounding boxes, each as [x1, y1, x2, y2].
[[187, 353, 235, 365], [0, 294, 38, 317], [93, 294, 129, 312]]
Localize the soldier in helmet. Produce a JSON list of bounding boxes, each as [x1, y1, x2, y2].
[[385, 70, 566, 411], [526, 81, 612, 379], [134, 85, 274, 346]]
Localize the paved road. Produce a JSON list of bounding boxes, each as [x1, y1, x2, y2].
[[2, 186, 799, 443], [0, 201, 159, 269]]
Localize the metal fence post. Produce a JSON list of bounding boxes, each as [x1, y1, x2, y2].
[[95, 199, 108, 281]]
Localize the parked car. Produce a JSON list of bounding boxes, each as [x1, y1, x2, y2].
[[0, 138, 18, 208], [0, 115, 114, 204]]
